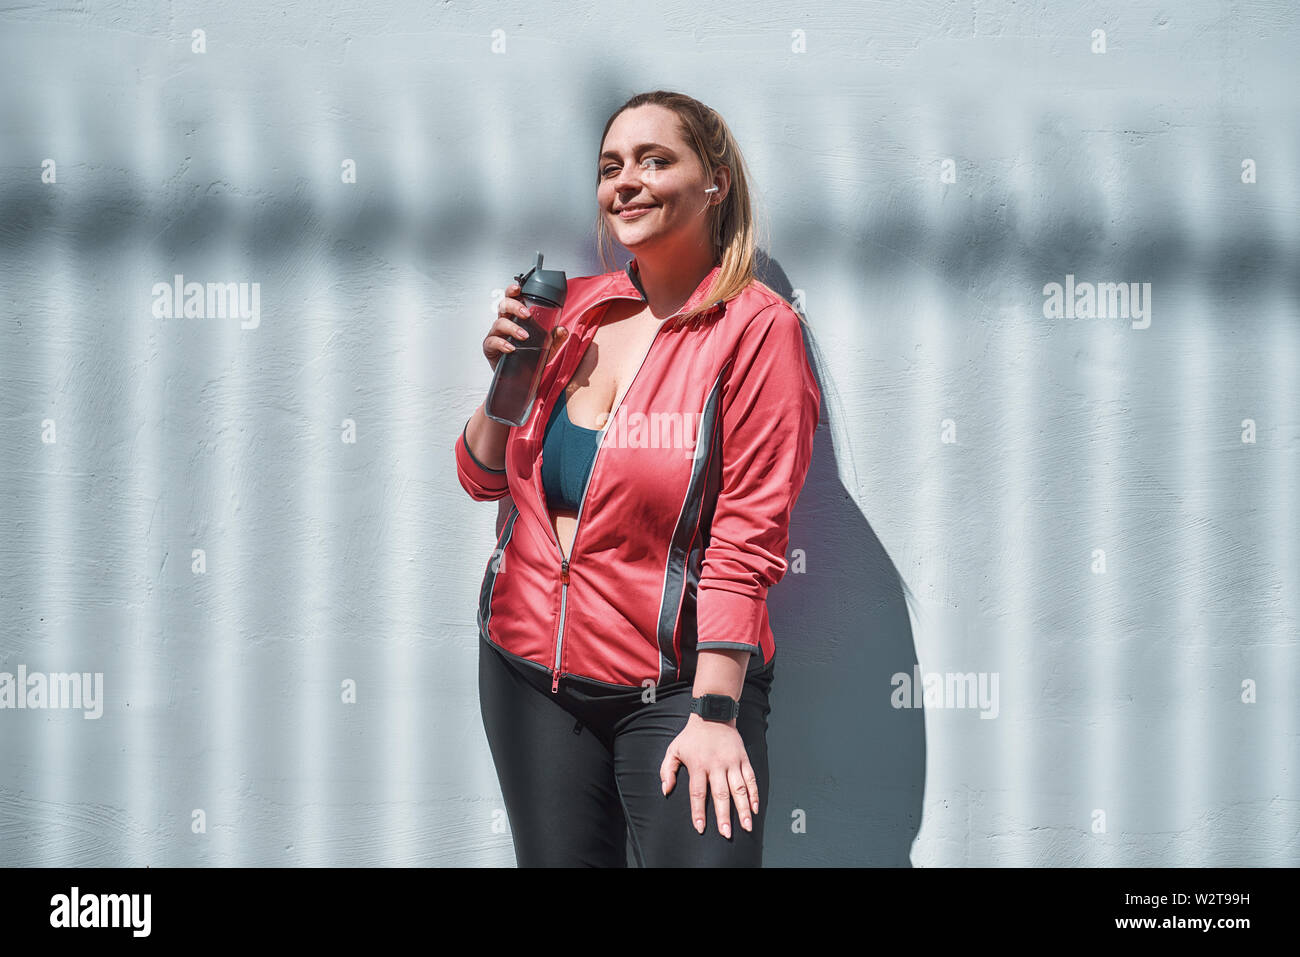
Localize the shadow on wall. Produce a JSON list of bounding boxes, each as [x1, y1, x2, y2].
[[490, 249, 925, 866], [755, 251, 924, 867]]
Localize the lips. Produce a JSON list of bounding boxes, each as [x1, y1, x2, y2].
[[617, 204, 657, 217]]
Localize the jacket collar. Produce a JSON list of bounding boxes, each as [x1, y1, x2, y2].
[[617, 257, 727, 322]]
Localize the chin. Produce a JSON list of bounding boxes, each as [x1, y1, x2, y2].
[[609, 226, 650, 245]]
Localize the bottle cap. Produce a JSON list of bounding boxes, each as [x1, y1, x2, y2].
[[514, 251, 567, 307]]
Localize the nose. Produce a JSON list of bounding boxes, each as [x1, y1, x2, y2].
[[611, 160, 645, 196]]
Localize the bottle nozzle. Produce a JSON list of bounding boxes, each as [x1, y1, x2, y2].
[[512, 250, 567, 307], [515, 251, 545, 287]]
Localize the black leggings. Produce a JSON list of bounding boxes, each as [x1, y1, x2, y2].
[[478, 635, 775, 867]]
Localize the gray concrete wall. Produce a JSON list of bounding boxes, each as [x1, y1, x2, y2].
[[0, 0, 1295, 866]]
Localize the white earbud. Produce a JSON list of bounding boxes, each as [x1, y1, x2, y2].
[[704, 186, 719, 194]]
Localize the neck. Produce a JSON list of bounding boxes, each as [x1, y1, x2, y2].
[[631, 243, 717, 320]]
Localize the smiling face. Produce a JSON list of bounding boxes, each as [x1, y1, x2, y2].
[[597, 104, 724, 261]]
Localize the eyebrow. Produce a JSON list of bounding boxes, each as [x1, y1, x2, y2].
[[599, 142, 676, 162]]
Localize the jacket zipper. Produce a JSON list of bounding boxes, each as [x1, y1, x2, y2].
[[552, 558, 569, 691], [547, 294, 683, 693]]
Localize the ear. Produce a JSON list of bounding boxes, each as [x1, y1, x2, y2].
[[712, 165, 732, 203]]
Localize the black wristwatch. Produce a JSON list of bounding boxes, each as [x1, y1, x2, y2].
[[691, 693, 740, 722]]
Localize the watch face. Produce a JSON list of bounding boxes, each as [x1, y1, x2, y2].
[[701, 695, 734, 720]]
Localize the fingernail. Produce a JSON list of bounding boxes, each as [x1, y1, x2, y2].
[[742, 818, 751, 831], [695, 819, 704, 833], [722, 824, 731, 838]]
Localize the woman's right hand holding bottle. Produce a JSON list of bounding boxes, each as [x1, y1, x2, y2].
[[484, 282, 534, 373], [484, 281, 567, 373]]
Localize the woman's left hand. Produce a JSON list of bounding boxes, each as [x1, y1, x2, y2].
[[660, 714, 759, 837]]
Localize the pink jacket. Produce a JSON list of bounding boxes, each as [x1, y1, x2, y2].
[[454, 257, 820, 692]]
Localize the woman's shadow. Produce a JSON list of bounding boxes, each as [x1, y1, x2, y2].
[[493, 249, 926, 866], [754, 251, 924, 866]]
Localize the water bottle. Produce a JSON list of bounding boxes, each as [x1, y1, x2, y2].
[[485, 251, 568, 427]]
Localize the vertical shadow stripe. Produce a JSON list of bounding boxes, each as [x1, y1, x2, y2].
[[657, 362, 730, 684], [477, 504, 521, 641]]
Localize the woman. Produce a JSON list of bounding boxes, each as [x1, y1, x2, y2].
[[454, 90, 821, 867]]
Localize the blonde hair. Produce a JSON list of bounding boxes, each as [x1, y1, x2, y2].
[[595, 90, 776, 331]]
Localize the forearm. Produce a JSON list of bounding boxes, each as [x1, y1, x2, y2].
[[689, 648, 748, 728], [464, 401, 510, 471]]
